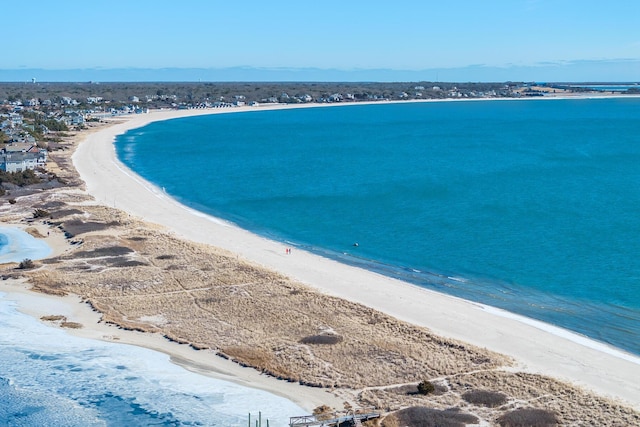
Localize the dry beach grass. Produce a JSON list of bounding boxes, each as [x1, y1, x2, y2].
[[1, 111, 639, 425]]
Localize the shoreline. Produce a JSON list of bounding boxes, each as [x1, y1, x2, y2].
[[1, 95, 638, 416], [70, 99, 640, 409], [0, 279, 342, 412]]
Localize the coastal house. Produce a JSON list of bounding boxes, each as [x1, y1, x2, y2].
[[6, 113, 23, 127], [61, 97, 78, 106], [0, 145, 47, 172], [1, 152, 38, 172], [59, 112, 85, 126], [3, 142, 47, 160]]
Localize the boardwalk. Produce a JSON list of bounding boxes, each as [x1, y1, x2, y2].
[[289, 410, 380, 426]]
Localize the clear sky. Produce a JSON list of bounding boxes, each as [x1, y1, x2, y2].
[[3, 0, 639, 81]]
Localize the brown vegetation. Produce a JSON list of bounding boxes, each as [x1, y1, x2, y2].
[[40, 315, 65, 321], [60, 321, 83, 329], [18, 259, 35, 269], [382, 406, 478, 427], [39, 314, 82, 329], [496, 408, 558, 427], [461, 389, 508, 407]]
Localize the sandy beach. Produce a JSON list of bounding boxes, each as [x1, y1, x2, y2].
[[1, 98, 639, 423], [73, 104, 640, 406]]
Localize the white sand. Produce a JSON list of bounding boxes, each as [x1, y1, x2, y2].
[[59, 103, 639, 410]]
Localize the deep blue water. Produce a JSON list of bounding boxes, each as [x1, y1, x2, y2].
[[116, 98, 640, 355]]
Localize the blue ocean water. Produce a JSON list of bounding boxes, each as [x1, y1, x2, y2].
[[0, 294, 303, 426], [116, 98, 640, 356], [568, 84, 639, 92]]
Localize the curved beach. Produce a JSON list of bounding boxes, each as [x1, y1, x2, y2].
[[70, 104, 640, 410]]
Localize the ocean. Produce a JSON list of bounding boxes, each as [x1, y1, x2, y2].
[[115, 98, 640, 356], [0, 293, 303, 426]]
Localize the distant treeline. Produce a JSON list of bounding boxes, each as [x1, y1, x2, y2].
[[0, 81, 524, 107]]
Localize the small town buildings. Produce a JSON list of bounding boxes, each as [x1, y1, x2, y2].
[[61, 96, 79, 106], [0, 143, 47, 172]]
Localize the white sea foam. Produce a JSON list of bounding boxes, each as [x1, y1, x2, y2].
[[480, 304, 640, 365], [0, 294, 303, 426]]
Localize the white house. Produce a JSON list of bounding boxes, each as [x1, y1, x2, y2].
[[0, 149, 47, 172]]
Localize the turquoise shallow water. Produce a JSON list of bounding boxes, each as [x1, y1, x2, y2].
[[116, 98, 640, 355]]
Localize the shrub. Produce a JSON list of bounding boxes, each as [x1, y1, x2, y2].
[[313, 405, 334, 421], [300, 334, 343, 345], [0, 169, 42, 187], [40, 315, 65, 321], [497, 408, 559, 427], [33, 208, 50, 218], [18, 259, 35, 269], [60, 321, 83, 329], [462, 389, 508, 407], [383, 406, 478, 427], [73, 246, 133, 258], [417, 380, 435, 395]]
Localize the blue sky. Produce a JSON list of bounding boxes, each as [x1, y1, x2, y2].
[[3, 0, 639, 81]]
